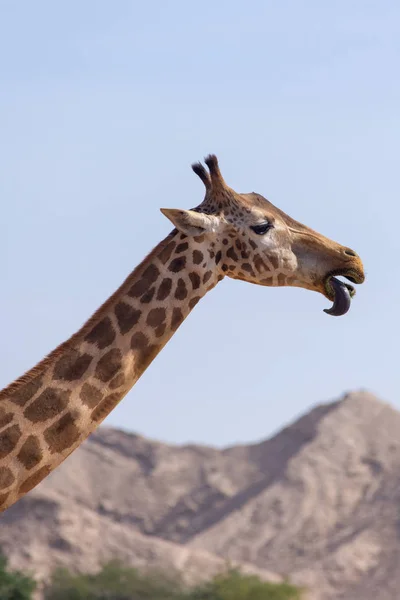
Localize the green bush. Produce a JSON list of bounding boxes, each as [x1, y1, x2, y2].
[[43, 561, 302, 600], [187, 568, 302, 600], [0, 553, 36, 600], [43, 560, 184, 600]]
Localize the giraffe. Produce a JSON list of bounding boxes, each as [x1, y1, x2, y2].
[[0, 155, 364, 513]]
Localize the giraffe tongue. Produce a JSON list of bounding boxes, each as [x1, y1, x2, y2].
[[323, 277, 351, 317]]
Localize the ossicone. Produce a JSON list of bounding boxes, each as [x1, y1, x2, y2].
[[191, 154, 226, 191], [191, 162, 211, 190]]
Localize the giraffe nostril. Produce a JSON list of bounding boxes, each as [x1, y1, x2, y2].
[[344, 248, 358, 258]]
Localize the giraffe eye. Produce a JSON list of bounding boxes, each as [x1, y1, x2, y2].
[[250, 222, 273, 235]]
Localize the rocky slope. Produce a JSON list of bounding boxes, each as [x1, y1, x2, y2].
[[1, 391, 400, 599]]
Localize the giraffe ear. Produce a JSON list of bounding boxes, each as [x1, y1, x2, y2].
[[160, 208, 221, 236]]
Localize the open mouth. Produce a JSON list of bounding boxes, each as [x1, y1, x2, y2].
[[323, 269, 365, 317]]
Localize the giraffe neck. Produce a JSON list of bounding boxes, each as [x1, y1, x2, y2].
[[0, 230, 222, 511]]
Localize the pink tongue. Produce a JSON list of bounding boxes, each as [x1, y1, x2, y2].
[[323, 278, 351, 317]]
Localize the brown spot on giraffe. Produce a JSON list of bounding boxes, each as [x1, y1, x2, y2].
[[193, 234, 205, 243], [189, 296, 201, 310], [91, 392, 124, 422], [227, 247, 239, 261], [0, 467, 14, 489], [254, 255, 266, 274], [9, 373, 44, 407], [85, 317, 116, 349], [169, 256, 186, 273], [158, 240, 176, 264], [95, 349, 123, 383], [189, 272, 201, 290], [17, 436, 43, 470], [192, 250, 203, 265], [176, 242, 189, 253], [24, 388, 70, 423], [114, 302, 141, 334], [53, 350, 93, 381], [109, 372, 125, 390], [0, 408, 13, 430], [157, 278, 173, 301], [155, 323, 166, 338], [80, 383, 103, 408], [203, 271, 212, 284], [128, 264, 160, 298], [0, 492, 9, 508], [128, 279, 147, 298], [140, 287, 156, 304], [269, 256, 279, 270], [242, 263, 255, 275], [0, 424, 22, 460], [44, 412, 81, 454], [19, 465, 51, 495], [171, 308, 183, 330], [147, 308, 166, 328], [135, 344, 160, 371], [175, 278, 188, 300], [130, 331, 149, 351]]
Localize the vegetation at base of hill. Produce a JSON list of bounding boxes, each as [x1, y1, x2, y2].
[[43, 561, 183, 600], [0, 554, 36, 600], [181, 568, 302, 600], [0, 553, 302, 600]]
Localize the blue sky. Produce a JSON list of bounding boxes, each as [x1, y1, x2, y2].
[[1, 1, 399, 446]]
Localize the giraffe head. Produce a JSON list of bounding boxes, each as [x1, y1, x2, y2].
[[161, 155, 365, 316]]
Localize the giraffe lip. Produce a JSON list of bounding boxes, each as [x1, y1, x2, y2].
[[324, 268, 364, 300]]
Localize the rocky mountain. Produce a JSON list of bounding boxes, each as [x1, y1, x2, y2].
[[1, 390, 400, 599]]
